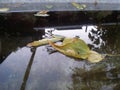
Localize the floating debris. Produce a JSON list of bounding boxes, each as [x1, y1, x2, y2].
[[34, 10, 49, 17], [48, 37, 104, 63], [71, 2, 86, 10], [27, 35, 65, 47], [0, 8, 9, 12], [27, 35, 120, 63]]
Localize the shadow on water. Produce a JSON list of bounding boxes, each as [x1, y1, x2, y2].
[[0, 11, 120, 90]]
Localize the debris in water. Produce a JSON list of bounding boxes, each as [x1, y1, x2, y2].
[[48, 37, 104, 63], [71, 2, 86, 10], [27, 35, 120, 63], [34, 10, 49, 17], [27, 35, 64, 47], [0, 8, 9, 12]]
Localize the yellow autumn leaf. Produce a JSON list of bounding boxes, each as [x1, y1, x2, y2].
[[27, 35, 64, 47], [88, 50, 104, 63], [48, 37, 90, 59], [71, 2, 86, 10], [34, 10, 49, 17], [48, 37, 104, 63], [0, 8, 9, 12]]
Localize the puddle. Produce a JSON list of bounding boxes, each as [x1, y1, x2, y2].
[[0, 11, 120, 90]]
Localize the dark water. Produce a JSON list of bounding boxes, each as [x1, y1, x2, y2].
[[0, 11, 120, 90]]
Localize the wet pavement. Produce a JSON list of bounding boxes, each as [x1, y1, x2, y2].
[[0, 0, 120, 12]]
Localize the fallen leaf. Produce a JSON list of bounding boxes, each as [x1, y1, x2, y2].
[[27, 35, 64, 47], [48, 37, 90, 59], [0, 8, 9, 12], [71, 2, 86, 10], [48, 37, 104, 63], [87, 50, 104, 63], [34, 10, 49, 17]]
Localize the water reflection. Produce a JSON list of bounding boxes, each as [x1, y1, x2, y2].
[[69, 63, 120, 90], [20, 47, 37, 90], [0, 24, 120, 90], [0, 30, 45, 63], [0, 47, 32, 90], [52, 25, 107, 48]]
